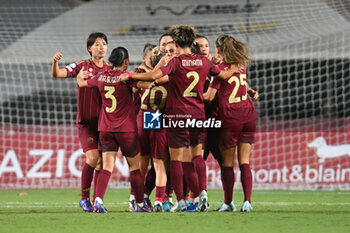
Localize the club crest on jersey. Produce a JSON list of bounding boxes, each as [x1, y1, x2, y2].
[[143, 110, 161, 129]]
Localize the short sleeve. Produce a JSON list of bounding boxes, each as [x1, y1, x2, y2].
[[160, 58, 176, 77], [65, 61, 84, 78], [210, 76, 221, 90]]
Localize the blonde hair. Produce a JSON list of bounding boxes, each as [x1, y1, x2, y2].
[[220, 36, 251, 67], [150, 47, 164, 68], [168, 24, 197, 48]]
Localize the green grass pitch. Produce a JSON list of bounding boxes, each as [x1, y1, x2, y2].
[[0, 189, 349, 233]]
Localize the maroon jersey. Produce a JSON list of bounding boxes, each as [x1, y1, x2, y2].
[[65, 59, 111, 125], [139, 83, 168, 112], [160, 54, 221, 119], [87, 69, 137, 132], [210, 63, 258, 126]]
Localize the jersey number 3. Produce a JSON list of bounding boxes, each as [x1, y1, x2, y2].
[[104, 86, 117, 113]]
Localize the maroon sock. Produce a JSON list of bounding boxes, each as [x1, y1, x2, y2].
[[95, 169, 111, 200], [166, 171, 173, 197], [183, 178, 190, 198], [92, 169, 100, 202], [130, 186, 135, 196], [130, 169, 144, 204], [192, 155, 207, 191], [240, 164, 252, 203], [182, 162, 200, 197], [144, 167, 156, 196], [170, 161, 184, 201], [81, 163, 95, 199], [221, 166, 234, 204], [155, 186, 166, 203]]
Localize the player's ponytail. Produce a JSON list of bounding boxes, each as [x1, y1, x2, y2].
[[221, 36, 251, 67], [143, 43, 156, 58], [150, 47, 164, 68], [108, 47, 129, 67]]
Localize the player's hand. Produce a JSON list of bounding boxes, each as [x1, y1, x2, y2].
[[77, 66, 89, 80], [53, 52, 62, 62], [248, 89, 259, 101], [160, 55, 172, 66], [207, 54, 213, 61], [211, 55, 222, 64]]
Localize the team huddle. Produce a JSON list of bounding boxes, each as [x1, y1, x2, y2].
[[51, 24, 258, 213]]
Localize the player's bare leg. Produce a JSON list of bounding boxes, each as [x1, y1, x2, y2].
[[238, 143, 253, 212]]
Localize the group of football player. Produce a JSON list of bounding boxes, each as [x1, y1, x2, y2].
[[52, 24, 258, 213]]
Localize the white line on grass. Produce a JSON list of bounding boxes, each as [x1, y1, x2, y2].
[[1, 201, 350, 208]]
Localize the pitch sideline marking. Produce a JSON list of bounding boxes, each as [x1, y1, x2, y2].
[[1, 201, 350, 208]]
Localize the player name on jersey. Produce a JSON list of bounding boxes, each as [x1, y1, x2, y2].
[[98, 75, 121, 84], [182, 59, 203, 66]]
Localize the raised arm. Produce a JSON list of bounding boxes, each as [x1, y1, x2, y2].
[[76, 67, 89, 87], [120, 69, 164, 82], [216, 64, 240, 79], [51, 52, 68, 78]]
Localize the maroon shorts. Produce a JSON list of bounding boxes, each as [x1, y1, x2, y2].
[[99, 131, 140, 157], [220, 120, 256, 148], [137, 114, 169, 159], [167, 127, 205, 148], [150, 128, 169, 159], [77, 124, 99, 153]]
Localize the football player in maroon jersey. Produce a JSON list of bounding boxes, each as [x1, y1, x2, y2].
[[134, 47, 171, 212], [121, 25, 239, 212], [129, 43, 157, 212], [51, 32, 111, 212], [205, 35, 258, 212], [76, 47, 151, 213]]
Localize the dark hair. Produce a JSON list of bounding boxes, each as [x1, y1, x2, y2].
[[169, 24, 197, 48], [158, 33, 172, 45], [108, 47, 129, 67], [150, 47, 164, 68], [191, 42, 200, 54], [143, 43, 156, 57], [196, 34, 209, 42], [86, 32, 108, 56]]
